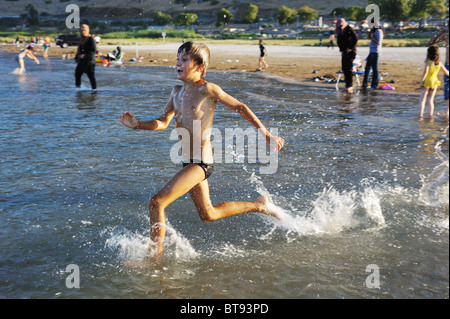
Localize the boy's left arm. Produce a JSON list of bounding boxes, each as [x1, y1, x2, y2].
[[209, 83, 284, 151]]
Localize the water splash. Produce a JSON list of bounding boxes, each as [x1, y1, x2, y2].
[[417, 129, 449, 233], [418, 137, 449, 207], [250, 173, 386, 237], [104, 228, 150, 262], [104, 221, 199, 263]]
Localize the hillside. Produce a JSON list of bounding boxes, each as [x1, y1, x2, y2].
[[0, 0, 367, 20]]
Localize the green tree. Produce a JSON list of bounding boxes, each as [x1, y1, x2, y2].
[[243, 3, 258, 23], [153, 12, 172, 26], [216, 8, 234, 27], [372, 0, 411, 21], [346, 6, 366, 20], [277, 5, 297, 25], [173, 13, 198, 27], [410, 0, 448, 19], [330, 6, 365, 20], [297, 5, 318, 23]]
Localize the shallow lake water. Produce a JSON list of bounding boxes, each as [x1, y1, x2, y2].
[[0, 52, 448, 299]]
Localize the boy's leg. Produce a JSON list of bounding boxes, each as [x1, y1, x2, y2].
[[189, 179, 280, 222], [148, 164, 206, 258]]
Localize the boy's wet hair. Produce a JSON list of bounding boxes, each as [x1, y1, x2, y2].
[[427, 45, 440, 64], [178, 41, 210, 78]]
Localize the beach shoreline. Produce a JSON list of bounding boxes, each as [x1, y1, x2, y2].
[[1, 42, 446, 95]]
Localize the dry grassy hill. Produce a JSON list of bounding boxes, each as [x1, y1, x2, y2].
[[1, 0, 367, 20]]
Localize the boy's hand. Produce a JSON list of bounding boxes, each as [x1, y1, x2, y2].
[[119, 111, 138, 129], [267, 135, 284, 152]]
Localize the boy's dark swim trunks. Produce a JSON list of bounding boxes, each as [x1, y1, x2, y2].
[[183, 160, 214, 180]]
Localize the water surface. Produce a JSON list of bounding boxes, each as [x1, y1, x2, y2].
[[0, 52, 448, 298]]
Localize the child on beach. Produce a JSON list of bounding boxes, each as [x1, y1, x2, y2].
[[43, 35, 51, 58], [428, 28, 449, 118], [257, 39, 268, 71], [419, 45, 449, 118], [14, 45, 40, 74], [119, 41, 284, 262]]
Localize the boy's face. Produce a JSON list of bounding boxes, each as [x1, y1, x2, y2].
[[176, 51, 203, 81]]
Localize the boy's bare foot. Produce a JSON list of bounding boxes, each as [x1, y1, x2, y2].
[[256, 196, 283, 220]]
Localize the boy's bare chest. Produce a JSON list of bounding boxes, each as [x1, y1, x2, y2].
[[173, 91, 215, 120]]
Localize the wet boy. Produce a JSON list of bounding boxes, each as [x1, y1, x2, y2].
[[119, 42, 284, 261]]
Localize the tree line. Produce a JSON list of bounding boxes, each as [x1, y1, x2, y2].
[[155, 1, 447, 27], [12, 1, 450, 30]]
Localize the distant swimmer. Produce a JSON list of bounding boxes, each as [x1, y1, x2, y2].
[[14, 45, 40, 74], [119, 41, 284, 263]]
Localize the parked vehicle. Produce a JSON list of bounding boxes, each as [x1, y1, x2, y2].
[[55, 34, 80, 48]]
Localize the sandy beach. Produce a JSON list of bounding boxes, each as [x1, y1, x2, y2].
[[1, 42, 446, 95]]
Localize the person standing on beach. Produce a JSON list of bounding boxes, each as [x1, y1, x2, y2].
[[419, 45, 449, 118], [362, 24, 384, 90], [119, 41, 284, 262], [14, 45, 40, 74], [428, 27, 449, 118], [257, 39, 268, 71], [336, 18, 358, 93], [75, 24, 97, 91]]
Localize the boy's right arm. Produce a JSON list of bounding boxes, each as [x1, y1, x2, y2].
[[119, 88, 175, 130]]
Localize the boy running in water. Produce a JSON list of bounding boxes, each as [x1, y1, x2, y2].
[[119, 42, 284, 261]]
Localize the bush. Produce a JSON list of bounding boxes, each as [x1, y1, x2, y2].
[[216, 8, 233, 27], [153, 12, 171, 26], [277, 6, 297, 25], [243, 4, 258, 24], [173, 13, 198, 27], [297, 5, 318, 23]]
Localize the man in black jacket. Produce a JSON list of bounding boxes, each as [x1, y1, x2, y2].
[[336, 18, 358, 93], [75, 24, 97, 91]]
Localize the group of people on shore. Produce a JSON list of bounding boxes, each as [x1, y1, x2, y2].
[[333, 17, 448, 118], [13, 21, 449, 118]]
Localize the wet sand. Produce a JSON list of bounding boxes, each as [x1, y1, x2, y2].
[[1, 42, 444, 94]]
